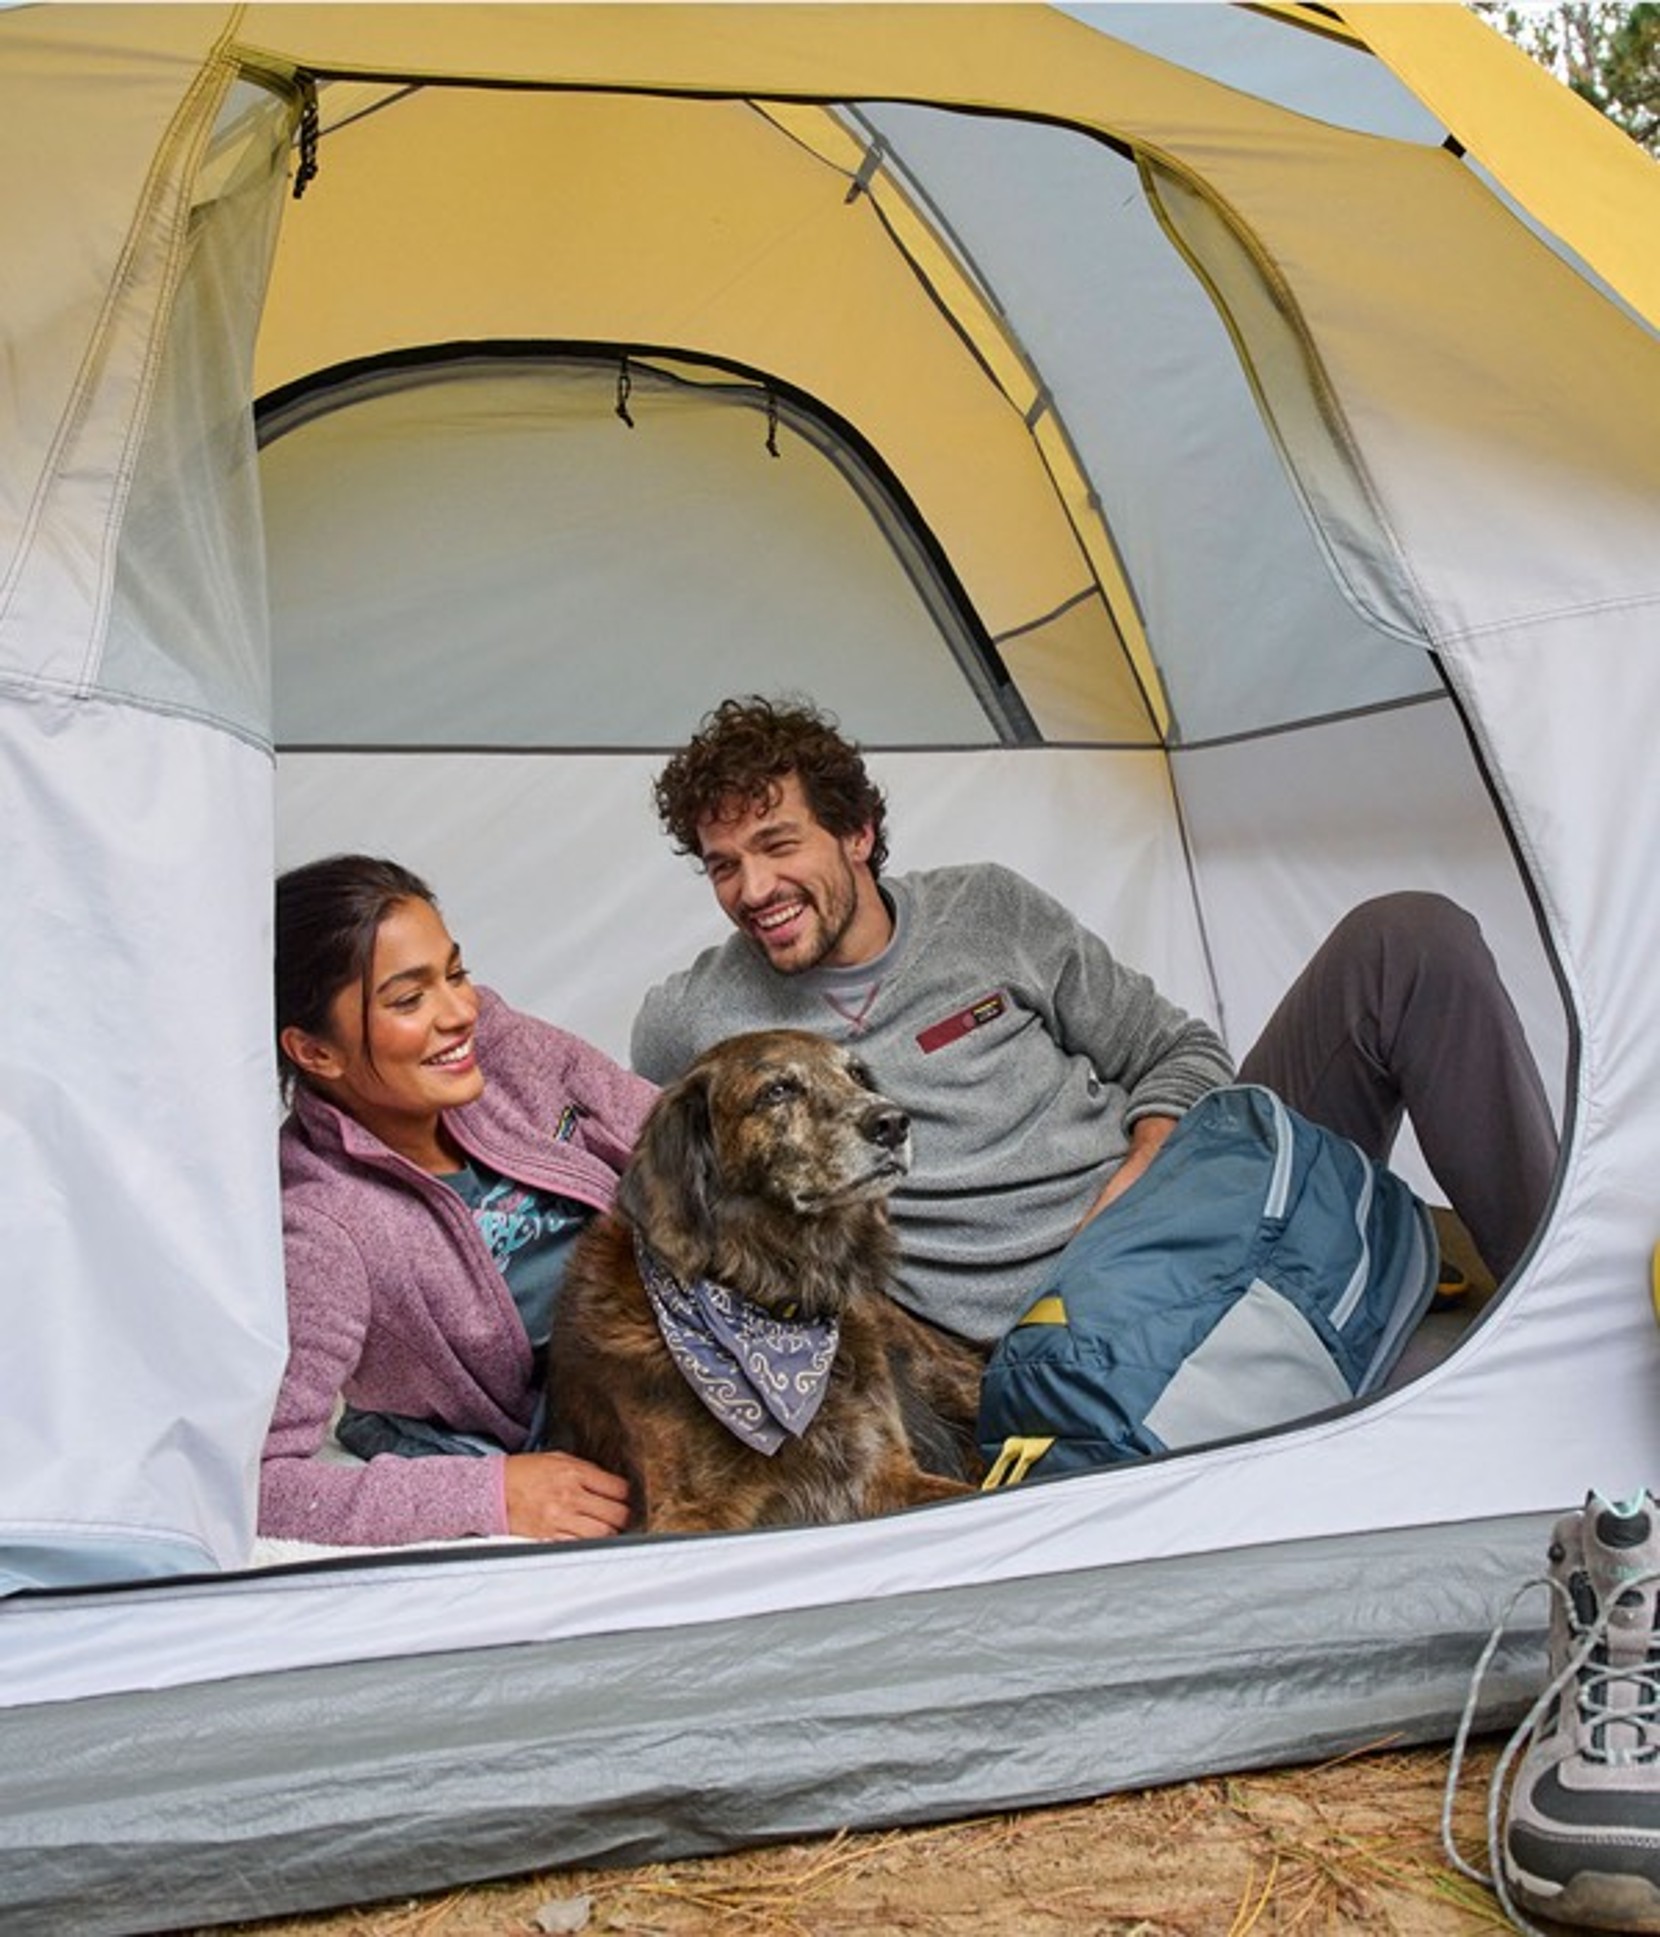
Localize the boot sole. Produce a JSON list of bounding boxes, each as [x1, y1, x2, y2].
[[1508, 1862, 1660, 1932]]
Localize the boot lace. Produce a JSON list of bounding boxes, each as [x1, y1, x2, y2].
[[1442, 1563, 1660, 1934]]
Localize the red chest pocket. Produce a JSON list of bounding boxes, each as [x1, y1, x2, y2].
[[916, 991, 1008, 1054]]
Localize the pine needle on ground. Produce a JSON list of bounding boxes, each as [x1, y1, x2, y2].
[[213, 1737, 1516, 1937]]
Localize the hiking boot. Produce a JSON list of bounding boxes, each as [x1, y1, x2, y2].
[[1502, 1492, 1660, 1930]]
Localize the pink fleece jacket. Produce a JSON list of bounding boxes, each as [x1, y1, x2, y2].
[[259, 988, 656, 1546]]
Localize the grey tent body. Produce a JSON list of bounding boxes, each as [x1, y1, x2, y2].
[[3, 5, 1659, 1930], [3, 1517, 1549, 1934]]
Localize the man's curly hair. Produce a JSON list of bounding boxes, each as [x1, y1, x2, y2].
[[654, 696, 889, 877]]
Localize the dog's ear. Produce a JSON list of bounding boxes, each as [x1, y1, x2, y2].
[[617, 1068, 719, 1270]]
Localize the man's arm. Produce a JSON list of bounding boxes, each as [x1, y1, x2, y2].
[[1075, 1111, 1177, 1231], [630, 977, 696, 1084], [629, 941, 804, 1083], [1001, 867, 1233, 1119]]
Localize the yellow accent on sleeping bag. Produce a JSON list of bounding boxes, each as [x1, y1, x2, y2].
[[1015, 1295, 1068, 1327], [981, 1436, 1056, 1490]]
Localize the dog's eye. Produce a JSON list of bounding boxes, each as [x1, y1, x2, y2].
[[755, 1077, 801, 1109], [847, 1058, 878, 1093]]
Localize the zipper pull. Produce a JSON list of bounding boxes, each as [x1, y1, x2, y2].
[[292, 71, 320, 199]]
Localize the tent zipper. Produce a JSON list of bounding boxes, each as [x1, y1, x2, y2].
[[292, 69, 320, 197]]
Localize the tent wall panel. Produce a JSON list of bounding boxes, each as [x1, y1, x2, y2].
[[261, 359, 1013, 750], [99, 77, 290, 738], [0, 1514, 1551, 1935], [1, 19, 289, 1593], [274, 747, 1210, 1064], [0, 696, 285, 1589], [1453, 606, 1660, 1319], [860, 101, 1439, 740], [0, 7, 232, 607], [1148, 129, 1660, 642], [0, 19, 255, 701], [254, 87, 1142, 712], [1172, 699, 1566, 1112]]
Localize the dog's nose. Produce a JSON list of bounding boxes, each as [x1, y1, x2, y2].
[[866, 1106, 910, 1150]]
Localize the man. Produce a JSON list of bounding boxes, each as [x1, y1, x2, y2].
[[631, 697, 1559, 1348]]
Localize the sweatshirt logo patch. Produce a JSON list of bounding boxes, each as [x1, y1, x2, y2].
[[917, 992, 1007, 1054]]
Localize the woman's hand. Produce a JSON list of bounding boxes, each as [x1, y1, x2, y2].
[[502, 1452, 632, 1539]]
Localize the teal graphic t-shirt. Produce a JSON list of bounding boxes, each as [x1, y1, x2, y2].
[[442, 1157, 593, 1357]]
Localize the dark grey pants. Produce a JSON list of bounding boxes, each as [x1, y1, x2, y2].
[[1237, 892, 1559, 1282]]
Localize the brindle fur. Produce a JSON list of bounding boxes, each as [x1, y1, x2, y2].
[[547, 1029, 986, 1534]]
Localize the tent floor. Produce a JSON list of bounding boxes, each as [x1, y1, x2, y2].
[[1387, 1208, 1500, 1390]]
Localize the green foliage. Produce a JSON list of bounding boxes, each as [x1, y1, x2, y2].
[[1472, 2, 1660, 153]]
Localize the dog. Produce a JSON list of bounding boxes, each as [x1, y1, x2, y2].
[[547, 1029, 986, 1534]]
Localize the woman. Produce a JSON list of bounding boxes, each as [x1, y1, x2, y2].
[[262, 854, 656, 1547]]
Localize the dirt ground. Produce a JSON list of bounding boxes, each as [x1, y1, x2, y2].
[[216, 1737, 1532, 1937]]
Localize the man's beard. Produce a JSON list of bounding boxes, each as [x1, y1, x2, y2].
[[746, 861, 858, 975]]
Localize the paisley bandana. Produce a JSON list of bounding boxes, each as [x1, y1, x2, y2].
[[634, 1235, 840, 1456]]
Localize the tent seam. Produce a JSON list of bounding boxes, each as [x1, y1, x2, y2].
[[840, 107, 1167, 737], [1432, 587, 1660, 647], [743, 96, 1166, 740], [0, 19, 236, 644], [1137, 155, 1439, 652], [0, 669, 275, 757], [77, 46, 248, 695]]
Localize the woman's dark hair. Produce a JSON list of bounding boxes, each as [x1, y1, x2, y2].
[[652, 695, 889, 876], [274, 855, 436, 1100]]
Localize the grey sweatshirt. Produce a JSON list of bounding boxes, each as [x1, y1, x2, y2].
[[631, 864, 1233, 1344]]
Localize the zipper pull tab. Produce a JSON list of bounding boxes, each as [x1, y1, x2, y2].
[[292, 71, 320, 199]]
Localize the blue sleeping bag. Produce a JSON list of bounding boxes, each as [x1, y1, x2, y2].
[[977, 1085, 1439, 1483]]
